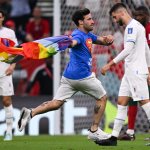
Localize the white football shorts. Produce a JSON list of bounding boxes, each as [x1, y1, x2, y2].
[[119, 73, 149, 101], [54, 73, 106, 101], [0, 75, 14, 96]]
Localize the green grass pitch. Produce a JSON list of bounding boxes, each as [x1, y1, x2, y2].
[[0, 134, 150, 150]]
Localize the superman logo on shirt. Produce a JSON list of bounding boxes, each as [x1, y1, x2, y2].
[[86, 38, 92, 52]]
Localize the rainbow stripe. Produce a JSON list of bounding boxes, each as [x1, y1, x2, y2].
[[0, 35, 72, 62]]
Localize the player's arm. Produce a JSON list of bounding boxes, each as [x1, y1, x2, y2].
[[145, 43, 150, 67], [101, 42, 134, 75], [101, 60, 115, 75], [94, 35, 114, 46], [5, 63, 16, 75], [145, 43, 150, 85], [113, 42, 134, 63], [69, 39, 78, 48]]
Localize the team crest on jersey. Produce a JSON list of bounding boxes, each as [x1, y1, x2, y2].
[[128, 28, 133, 34], [86, 38, 92, 52]]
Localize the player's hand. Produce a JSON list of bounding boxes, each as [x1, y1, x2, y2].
[[101, 64, 110, 75], [103, 35, 114, 45], [5, 64, 16, 75], [147, 74, 150, 85]]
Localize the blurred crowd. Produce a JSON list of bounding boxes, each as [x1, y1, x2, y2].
[[1, 0, 51, 44], [0, 0, 53, 96]]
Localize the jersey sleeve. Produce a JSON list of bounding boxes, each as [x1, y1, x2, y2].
[[89, 32, 97, 42], [113, 42, 134, 63], [126, 26, 138, 43], [72, 34, 82, 44]]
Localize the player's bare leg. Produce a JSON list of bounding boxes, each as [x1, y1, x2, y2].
[[18, 100, 64, 131], [91, 95, 107, 131], [88, 95, 111, 141], [32, 100, 64, 116]]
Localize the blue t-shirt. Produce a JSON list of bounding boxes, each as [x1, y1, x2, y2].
[[63, 29, 97, 80]]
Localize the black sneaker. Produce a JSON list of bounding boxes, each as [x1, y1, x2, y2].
[[118, 133, 135, 141], [95, 136, 117, 146]]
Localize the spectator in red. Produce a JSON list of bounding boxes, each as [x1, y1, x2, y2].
[[26, 6, 50, 41]]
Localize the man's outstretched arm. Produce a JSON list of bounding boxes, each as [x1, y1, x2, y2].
[[101, 41, 134, 75], [94, 35, 114, 46]]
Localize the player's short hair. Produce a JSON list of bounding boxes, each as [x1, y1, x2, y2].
[[72, 8, 90, 26], [134, 6, 150, 16], [109, 3, 127, 16]]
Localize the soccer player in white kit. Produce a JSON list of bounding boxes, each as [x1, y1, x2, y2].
[[95, 3, 150, 146], [0, 10, 18, 141]]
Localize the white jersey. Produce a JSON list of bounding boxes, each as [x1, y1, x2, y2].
[[0, 27, 18, 76], [114, 19, 150, 75]]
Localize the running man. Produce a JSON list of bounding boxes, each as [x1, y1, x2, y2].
[[17, 8, 114, 141]]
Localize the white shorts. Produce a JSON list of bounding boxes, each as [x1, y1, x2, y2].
[[54, 73, 106, 101], [119, 73, 149, 101], [0, 75, 14, 96]]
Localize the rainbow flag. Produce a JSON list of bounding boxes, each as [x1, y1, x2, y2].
[[0, 35, 72, 63]]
